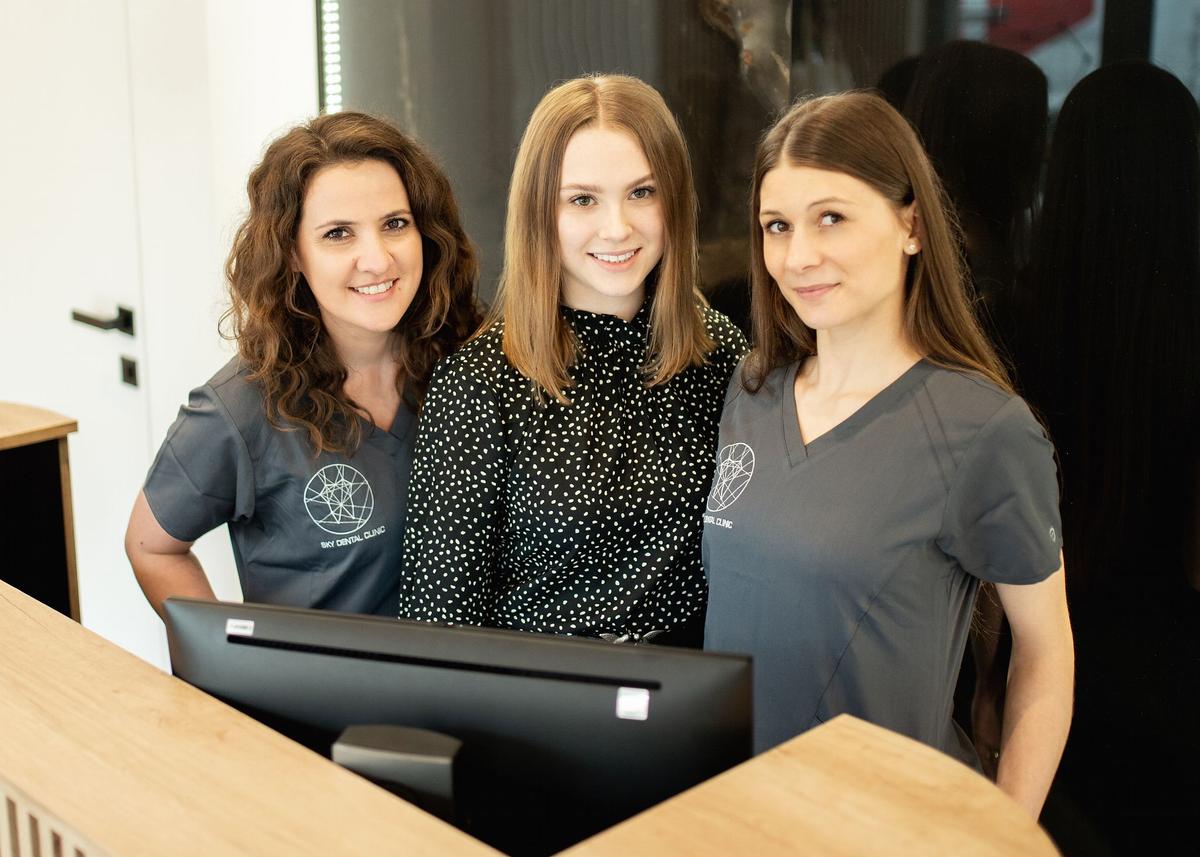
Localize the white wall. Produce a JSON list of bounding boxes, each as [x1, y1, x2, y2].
[[134, 0, 320, 610], [0, 0, 318, 667]]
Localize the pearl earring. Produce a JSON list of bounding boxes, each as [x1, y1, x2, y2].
[[906, 242, 918, 254]]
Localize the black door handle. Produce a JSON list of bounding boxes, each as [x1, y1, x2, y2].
[[71, 305, 135, 336]]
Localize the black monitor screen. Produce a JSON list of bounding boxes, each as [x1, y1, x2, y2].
[[164, 599, 751, 854]]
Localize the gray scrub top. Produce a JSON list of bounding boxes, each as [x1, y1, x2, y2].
[[143, 358, 416, 616], [702, 359, 1061, 759]]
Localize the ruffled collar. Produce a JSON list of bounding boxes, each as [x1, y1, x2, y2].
[[559, 293, 652, 354]]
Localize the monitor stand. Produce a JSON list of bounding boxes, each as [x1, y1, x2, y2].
[[332, 724, 460, 823]]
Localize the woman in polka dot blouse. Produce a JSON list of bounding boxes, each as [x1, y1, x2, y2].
[[399, 75, 747, 646]]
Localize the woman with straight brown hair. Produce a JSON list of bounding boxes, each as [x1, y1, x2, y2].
[[399, 74, 746, 646], [702, 91, 1073, 817], [126, 112, 480, 619]]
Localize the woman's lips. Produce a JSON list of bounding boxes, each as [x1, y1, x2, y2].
[[791, 283, 838, 300], [589, 248, 640, 270], [350, 278, 398, 300]]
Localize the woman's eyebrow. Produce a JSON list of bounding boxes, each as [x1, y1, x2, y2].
[[311, 209, 413, 230], [806, 196, 853, 209], [560, 174, 655, 193], [312, 218, 355, 231]]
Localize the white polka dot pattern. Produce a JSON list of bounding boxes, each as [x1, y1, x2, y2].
[[399, 299, 747, 637]]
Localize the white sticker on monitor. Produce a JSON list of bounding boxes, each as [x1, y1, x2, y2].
[[615, 687, 650, 721], [225, 618, 255, 637]]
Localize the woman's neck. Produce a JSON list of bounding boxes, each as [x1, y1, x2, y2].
[[330, 330, 401, 429], [328, 328, 398, 378], [560, 283, 645, 322], [807, 319, 921, 396]]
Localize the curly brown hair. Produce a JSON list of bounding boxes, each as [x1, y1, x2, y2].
[[222, 112, 481, 454]]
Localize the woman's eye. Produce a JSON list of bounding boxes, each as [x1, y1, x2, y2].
[[570, 194, 596, 207], [818, 211, 844, 227], [763, 220, 789, 235], [384, 217, 410, 231], [630, 185, 656, 200], [323, 227, 350, 241]]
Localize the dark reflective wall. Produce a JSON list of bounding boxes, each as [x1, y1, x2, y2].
[[331, 0, 781, 309]]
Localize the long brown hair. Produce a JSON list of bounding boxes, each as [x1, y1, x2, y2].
[[222, 112, 481, 454], [746, 91, 1012, 394], [488, 74, 713, 403]]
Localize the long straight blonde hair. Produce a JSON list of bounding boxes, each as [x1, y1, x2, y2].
[[487, 74, 713, 403]]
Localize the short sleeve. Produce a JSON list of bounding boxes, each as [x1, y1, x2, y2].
[[399, 351, 508, 625], [938, 396, 1062, 584], [142, 383, 256, 542]]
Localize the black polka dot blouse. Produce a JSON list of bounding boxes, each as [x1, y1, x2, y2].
[[398, 298, 748, 637]]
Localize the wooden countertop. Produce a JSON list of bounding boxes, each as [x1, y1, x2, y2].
[[1, 576, 1059, 856], [0, 402, 77, 451], [564, 714, 1059, 856], [0, 580, 497, 857]]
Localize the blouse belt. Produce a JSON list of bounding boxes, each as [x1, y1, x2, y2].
[[598, 629, 666, 645]]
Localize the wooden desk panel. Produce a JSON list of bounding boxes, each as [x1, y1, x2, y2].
[[0, 581, 496, 857], [563, 714, 1059, 856]]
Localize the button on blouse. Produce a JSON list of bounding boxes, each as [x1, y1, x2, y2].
[[399, 299, 747, 636]]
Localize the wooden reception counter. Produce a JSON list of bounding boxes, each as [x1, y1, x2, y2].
[[0, 580, 1058, 856]]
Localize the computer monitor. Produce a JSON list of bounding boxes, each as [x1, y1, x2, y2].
[[164, 599, 752, 854]]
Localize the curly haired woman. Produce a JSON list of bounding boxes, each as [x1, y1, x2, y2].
[[126, 112, 480, 618]]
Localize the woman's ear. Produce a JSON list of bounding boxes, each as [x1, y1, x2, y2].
[[901, 203, 921, 255]]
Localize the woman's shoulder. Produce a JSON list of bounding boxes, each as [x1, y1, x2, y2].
[[721, 354, 793, 411], [188, 357, 262, 421], [700, 304, 750, 358], [432, 321, 509, 380], [426, 319, 533, 407], [179, 356, 284, 451], [918, 363, 1044, 454]]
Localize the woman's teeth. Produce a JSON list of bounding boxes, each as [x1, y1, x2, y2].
[[592, 250, 636, 263], [353, 280, 394, 295]]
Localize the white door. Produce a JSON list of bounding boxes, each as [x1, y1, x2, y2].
[[1, 0, 318, 669], [0, 0, 165, 663]]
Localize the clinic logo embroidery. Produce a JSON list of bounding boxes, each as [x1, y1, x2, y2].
[[303, 464, 375, 534], [707, 442, 755, 512]]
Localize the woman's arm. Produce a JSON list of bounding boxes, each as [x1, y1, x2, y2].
[[993, 560, 1073, 818], [125, 490, 216, 620]]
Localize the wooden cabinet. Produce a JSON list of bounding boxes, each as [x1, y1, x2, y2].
[[0, 403, 80, 620]]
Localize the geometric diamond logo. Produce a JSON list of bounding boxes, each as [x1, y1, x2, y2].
[[706, 442, 755, 512], [303, 463, 374, 534]]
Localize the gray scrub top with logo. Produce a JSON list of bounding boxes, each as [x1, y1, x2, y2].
[[143, 358, 415, 616], [702, 359, 1061, 759]]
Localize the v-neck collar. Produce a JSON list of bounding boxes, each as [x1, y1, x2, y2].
[[782, 358, 934, 467], [354, 399, 417, 457]]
